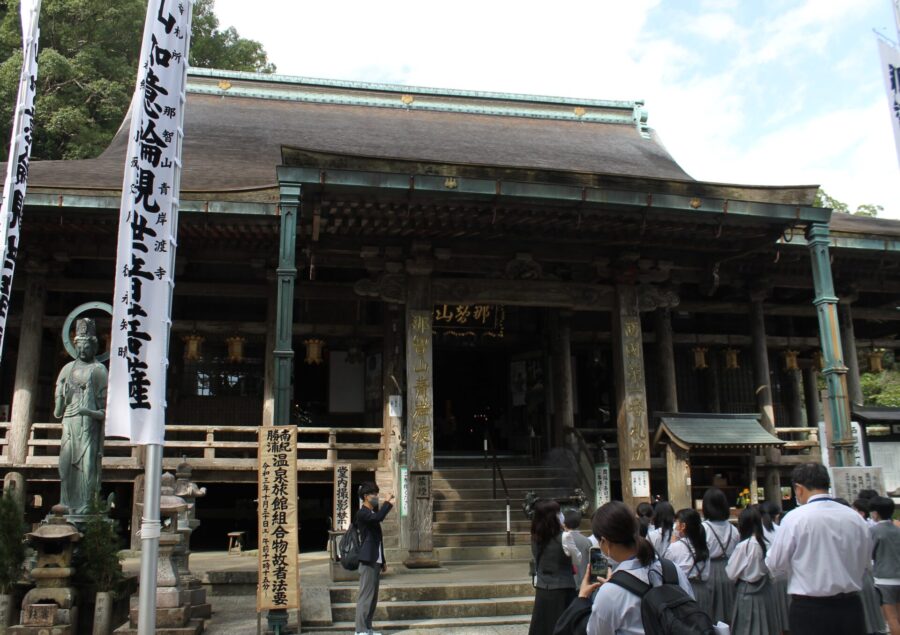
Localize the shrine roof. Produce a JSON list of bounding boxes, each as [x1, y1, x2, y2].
[[654, 413, 785, 450], [852, 406, 900, 424], [19, 68, 805, 202]]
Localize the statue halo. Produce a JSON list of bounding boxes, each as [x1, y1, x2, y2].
[[62, 301, 113, 362]]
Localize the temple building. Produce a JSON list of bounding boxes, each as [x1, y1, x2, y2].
[[0, 68, 898, 559]]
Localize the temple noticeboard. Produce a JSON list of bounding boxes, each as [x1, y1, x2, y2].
[[257, 427, 299, 612]]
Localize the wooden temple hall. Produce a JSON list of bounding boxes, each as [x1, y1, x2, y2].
[[0, 68, 898, 557]]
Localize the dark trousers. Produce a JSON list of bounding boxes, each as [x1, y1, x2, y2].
[[789, 593, 866, 635], [355, 562, 381, 633]]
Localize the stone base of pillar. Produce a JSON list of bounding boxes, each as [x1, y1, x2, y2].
[[403, 552, 441, 569]]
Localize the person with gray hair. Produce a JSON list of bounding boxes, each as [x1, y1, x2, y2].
[[766, 462, 871, 635]]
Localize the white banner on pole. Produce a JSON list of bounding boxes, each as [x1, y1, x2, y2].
[[106, 0, 193, 445], [0, 0, 41, 364], [878, 40, 900, 168]]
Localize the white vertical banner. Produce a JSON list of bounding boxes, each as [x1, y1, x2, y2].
[[106, 0, 194, 444], [878, 40, 900, 168], [0, 0, 41, 363]]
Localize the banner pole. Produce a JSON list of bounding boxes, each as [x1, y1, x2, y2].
[[137, 444, 163, 635]]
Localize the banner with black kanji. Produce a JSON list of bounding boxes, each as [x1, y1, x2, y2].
[[106, 0, 194, 444]]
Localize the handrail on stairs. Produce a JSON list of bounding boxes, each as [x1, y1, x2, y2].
[[484, 428, 512, 546], [568, 427, 600, 509]]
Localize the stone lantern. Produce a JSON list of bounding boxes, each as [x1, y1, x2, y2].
[[10, 505, 81, 634]]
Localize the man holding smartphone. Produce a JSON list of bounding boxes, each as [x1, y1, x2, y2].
[[355, 482, 395, 635]]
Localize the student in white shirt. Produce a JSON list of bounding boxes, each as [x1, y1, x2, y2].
[[765, 462, 871, 635], [647, 501, 675, 560], [575, 501, 694, 635], [668, 508, 712, 615], [870, 496, 900, 635], [702, 487, 739, 623], [726, 506, 780, 635]]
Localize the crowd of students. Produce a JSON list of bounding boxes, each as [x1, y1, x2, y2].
[[528, 462, 900, 635]]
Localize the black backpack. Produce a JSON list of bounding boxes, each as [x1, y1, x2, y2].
[[607, 559, 716, 635], [338, 523, 362, 571]]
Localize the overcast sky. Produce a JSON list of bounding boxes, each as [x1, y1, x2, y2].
[[214, 0, 900, 219]]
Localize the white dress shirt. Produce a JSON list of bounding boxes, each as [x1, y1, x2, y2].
[[765, 493, 872, 596], [726, 538, 769, 583], [586, 557, 694, 635], [763, 523, 779, 547], [669, 537, 711, 581], [648, 527, 673, 558], [704, 520, 739, 560]]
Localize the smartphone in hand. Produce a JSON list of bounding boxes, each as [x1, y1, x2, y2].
[[589, 547, 609, 582]]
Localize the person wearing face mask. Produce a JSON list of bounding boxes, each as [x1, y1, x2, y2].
[[765, 462, 871, 635], [355, 482, 395, 635], [529, 499, 577, 635], [579, 501, 695, 635]]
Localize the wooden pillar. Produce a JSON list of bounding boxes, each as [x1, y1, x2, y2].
[[750, 298, 781, 503], [551, 311, 574, 448], [665, 444, 691, 512], [705, 349, 721, 414], [383, 304, 407, 548], [262, 273, 276, 427], [785, 368, 805, 426], [802, 365, 821, 427], [612, 285, 651, 509], [404, 274, 438, 568], [8, 269, 46, 465], [655, 308, 678, 413], [838, 303, 863, 406]]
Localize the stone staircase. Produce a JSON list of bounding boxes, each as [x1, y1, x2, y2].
[[319, 580, 535, 632], [430, 461, 577, 562]]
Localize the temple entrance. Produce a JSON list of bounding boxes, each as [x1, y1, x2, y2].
[[433, 347, 511, 453]]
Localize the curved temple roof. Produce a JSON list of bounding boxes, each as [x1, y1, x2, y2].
[[27, 69, 689, 197]]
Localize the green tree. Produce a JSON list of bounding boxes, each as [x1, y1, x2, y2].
[[812, 188, 882, 218], [73, 496, 122, 592], [0, 488, 26, 594], [0, 0, 274, 161]]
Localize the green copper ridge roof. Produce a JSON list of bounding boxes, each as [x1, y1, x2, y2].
[[187, 68, 651, 136], [655, 414, 784, 449]]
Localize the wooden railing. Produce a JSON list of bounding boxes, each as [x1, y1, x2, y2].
[[0, 422, 384, 471]]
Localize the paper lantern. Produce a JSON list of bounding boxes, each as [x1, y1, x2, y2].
[[182, 334, 204, 362], [304, 339, 326, 365], [783, 349, 800, 371], [692, 347, 708, 370], [225, 336, 245, 364], [724, 348, 740, 370]]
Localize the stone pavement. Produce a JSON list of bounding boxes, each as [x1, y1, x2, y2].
[[122, 551, 532, 634]]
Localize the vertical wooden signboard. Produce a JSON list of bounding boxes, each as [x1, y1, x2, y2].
[[333, 463, 352, 531], [258, 427, 299, 612]]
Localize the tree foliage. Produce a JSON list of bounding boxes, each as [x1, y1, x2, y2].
[[0, 0, 274, 161], [813, 188, 883, 218], [73, 496, 122, 592], [0, 488, 25, 594]]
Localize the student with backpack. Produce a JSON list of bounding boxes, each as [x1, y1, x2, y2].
[[702, 488, 740, 624], [725, 506, 780, 635], [669, 508, 712, 614], [555, 500, 715, 635], [648, 502, 675, 560]]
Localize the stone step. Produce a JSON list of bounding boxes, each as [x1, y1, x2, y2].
[[435, 498, 533, 511], [434, 509, 528, 523], [329, 581, 534, 603], [433, 467, 570, 480], [331, 596, 534, 621], [312, 614, 532, 632], [433, 520, 533, 533], [433, 487, 571, 501], [431, 475, 570, 489], [434, 531, 531, 547], [384, 544, 532, 562]]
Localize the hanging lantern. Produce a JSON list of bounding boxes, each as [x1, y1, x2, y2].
[[868, 349, 884, 373], [783, 349, 800, 371], [813, 350, 825, 371], [182, 334, 204, 362], [692, 347, 708, 370], [225, 336, 245, 364], [304, 338, 326, 365], [724, 348, 741, 370]]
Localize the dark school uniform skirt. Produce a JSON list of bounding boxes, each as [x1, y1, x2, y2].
[[529, 587, 577, 635], [861, 570, 888, 634], [690, 578, 712, 616], [731, 577, 781, 635], [771, 575, 791, 633], [708, 557, 736, 624]]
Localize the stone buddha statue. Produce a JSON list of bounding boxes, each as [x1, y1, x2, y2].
[[54, 317, 107, 515]]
